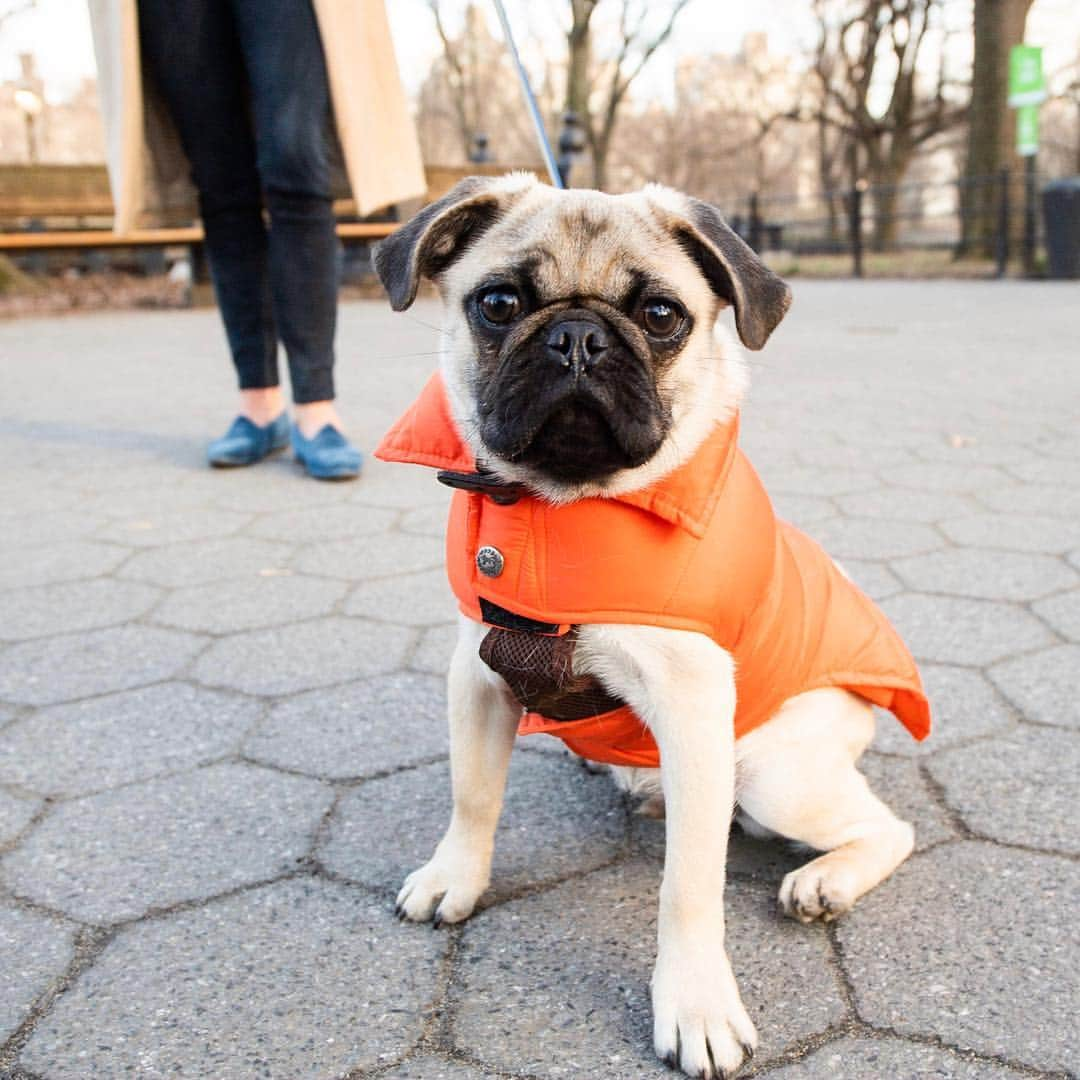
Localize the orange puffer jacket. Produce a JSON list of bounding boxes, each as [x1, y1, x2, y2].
[[376, 373, 930, 767]]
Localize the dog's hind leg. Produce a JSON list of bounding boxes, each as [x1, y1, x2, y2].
[[735, 687, 914, 924]]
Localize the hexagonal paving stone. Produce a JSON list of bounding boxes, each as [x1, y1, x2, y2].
[[381, 1058, 496, 1079], [0, 477, 80, 517], [245, 672, 447, 779], [797, 443, 915, 469], [880, 594, 1055, 667], [891, 548, 1076, 602], [885, 462, 1015, 493], [0, 578, 160, 642], [806, 518, 942, 561], [976, 484, 1080, 519], [0, 900, 76, 1044], [761, 466, 878, 497], [988, 645, 1080, 729], [348, 461, 450, 509], [249, 502, 398, 543], [838, 560, 903, 601], [153, 574, 346, 634], [927, 727, 1078, 854], [836, 488, 976, 523], [295, 532, 444, 581], [118, 535, 295, 588], [834, 421, 939, 450], [94, 507, 251, 548], [0, 682, 260, 798], [320, 752, 627, 898], [872, 665, 1016, 757], [837, 841, 1079, 1073], [19, 878, 445, 1079], [399, 503, 451, 538], [0, 508, 109, 548], [766, 1036, 1031, 1079], [914, 441, 1041, 468], [194, 616, 412, 695], [0, 540, 129, 590], [939, 512, 1080, 554], [769, 493, 837, 528], [0, 624, 206, 706], [0, 786, 41, 846], [78, 483, 220, 520], [1032, 589, 1080, 642], [1008, 457, 1080, 487], [56, 462, 184, 494], [411, 624, 457, 675], [1, 762, 332, 924], [1032, 432, 1080, 459], [345, 569, 456, 626], [451, 862, 846, 1079], [205, 470, 352, 513]]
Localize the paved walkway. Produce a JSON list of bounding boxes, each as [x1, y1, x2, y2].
[[0, 282, 1077, 1080]]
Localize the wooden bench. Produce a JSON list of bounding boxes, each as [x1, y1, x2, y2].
[[0, 222, 399, 252], [0, 163, 525, 253]]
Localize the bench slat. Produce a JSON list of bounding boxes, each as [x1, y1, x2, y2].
[[0, 222, 398, 252]]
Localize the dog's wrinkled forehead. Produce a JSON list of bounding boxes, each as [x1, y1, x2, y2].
[[448, 187, 705, 307]]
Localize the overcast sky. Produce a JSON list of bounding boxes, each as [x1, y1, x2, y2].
[[1, 0, 1078, 105]]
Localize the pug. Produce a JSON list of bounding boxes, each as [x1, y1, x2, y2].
[[372, 173, 930, 1079]]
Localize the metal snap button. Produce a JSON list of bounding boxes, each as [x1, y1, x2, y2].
[[476, 546, 504, 578]]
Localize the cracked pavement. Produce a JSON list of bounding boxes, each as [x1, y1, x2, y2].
[[0, 281, 1077, 1079]]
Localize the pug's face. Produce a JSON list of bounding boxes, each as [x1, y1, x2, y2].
[[375, 175, 790, 500]]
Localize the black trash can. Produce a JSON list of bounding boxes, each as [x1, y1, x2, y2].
[[1041, 177, 1080, 279]]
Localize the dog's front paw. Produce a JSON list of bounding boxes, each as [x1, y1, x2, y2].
[[652, 943, 757, 1078], [394, 852, 489, 928]]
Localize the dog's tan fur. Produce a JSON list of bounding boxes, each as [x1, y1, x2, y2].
[[378, 175, 916, 1078]]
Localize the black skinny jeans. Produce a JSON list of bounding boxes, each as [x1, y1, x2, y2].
[[138, 0, 338, 403]]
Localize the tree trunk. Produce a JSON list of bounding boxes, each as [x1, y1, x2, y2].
[[566, 2, 592, 120], [960, 0, 1035, 256], [869, 175, 902, 250]]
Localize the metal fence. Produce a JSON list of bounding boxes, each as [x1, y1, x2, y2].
[[720, 169, 1051, 278]]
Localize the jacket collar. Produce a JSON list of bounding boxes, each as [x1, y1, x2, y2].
[[375, 372, 739, 539]]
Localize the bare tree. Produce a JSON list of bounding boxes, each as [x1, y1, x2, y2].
[[807, 0, 963, 249], [419, 2, 553, 167], [426, 1, 489, 161], [959, 0, 1034, 255], [565, 0, 693, 189]]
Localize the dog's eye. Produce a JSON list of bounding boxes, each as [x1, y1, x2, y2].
[[641, 299, 683, 338], [478, 288, 522, 326]]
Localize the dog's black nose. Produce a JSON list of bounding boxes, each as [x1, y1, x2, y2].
[[546, 319, 609, 374]]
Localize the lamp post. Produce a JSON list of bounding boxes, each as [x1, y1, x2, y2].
[[468, 132, 493, 164], [13, 87, 43, 163], [556, 111, 586, 188]]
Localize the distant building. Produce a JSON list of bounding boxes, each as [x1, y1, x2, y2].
[[0, 54, 105, 164]]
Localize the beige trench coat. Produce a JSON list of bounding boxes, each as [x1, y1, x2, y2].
[[89, 0, 426, 232]]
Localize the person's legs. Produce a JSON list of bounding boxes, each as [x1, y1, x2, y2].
[[136, 0, 283, 426], [230, 0, 342, 435]]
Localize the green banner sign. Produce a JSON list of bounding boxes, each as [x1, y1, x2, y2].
[[1016, 103, 1040, 157], [1009, 44, 1046, 107]]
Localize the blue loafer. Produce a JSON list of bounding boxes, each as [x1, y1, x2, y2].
[[291, 424, 362, 480], [207, 413, 290, 468]]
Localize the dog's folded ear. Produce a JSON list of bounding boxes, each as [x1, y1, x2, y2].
[[647, 188, 792, 350], [374, 175, 529, 311]]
